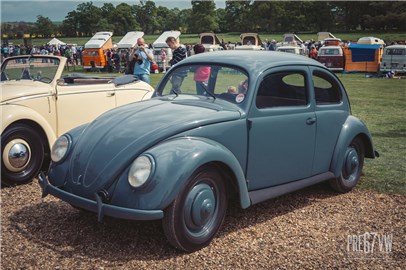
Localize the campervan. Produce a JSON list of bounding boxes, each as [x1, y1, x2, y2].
[[317, 46, 344, 71], [380, 44, 406, 73], [235, 33, 264, 50], [82, 32, 114, 71], [116, 31, 144, 73], [152, 30, 181, 70], [199, 32, 223, 52]]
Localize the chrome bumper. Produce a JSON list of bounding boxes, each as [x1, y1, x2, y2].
[[38, 172, 164, 222]]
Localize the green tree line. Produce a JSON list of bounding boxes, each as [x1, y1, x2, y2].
[[2, 0, 406, 39]]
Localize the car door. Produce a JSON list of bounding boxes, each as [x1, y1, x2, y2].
[[246, 67, 316, 190], [55, 83, 116, 136]]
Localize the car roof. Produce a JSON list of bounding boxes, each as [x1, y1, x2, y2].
[[384, 44, 406, 49], [181, 50, 325, 75]]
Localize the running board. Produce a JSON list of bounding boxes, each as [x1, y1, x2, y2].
[[249, 172, 335, 205]]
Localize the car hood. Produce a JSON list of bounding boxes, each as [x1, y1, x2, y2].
[[66, 97, 242, 195], [0, 81, 50, 103]]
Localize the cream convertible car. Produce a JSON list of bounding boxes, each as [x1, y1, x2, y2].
[[1, 55, 154, 186]]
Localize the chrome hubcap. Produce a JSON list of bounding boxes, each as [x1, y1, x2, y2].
[[3, 139, 31, 172]]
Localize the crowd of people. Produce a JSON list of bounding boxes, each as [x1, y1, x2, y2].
[[2, 36, 403, 82], [1, 43, 83, 66]]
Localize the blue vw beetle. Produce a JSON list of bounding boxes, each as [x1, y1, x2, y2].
[[39, 51, 378, 252]]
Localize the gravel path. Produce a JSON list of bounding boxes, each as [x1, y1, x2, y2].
[[1, 181, 405, 269]]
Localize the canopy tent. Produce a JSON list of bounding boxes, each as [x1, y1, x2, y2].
[[47, 38, 66, 46]]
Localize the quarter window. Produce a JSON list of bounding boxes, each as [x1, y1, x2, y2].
[[313, 71, 342, 105], [256, 72, 307, 109]]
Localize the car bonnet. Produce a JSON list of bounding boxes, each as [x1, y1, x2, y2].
[[64, 97, 241, 195]]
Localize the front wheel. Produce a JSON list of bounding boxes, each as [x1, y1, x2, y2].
[[163, 165, 228, 252], [330, 137, 365, 193], [1, 124, 45, 186]]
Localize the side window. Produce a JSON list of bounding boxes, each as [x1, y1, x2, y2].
[[313, 71, 342, 105], [256, 72, 307, 109]]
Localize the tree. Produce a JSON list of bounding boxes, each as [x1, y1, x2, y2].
[[224, 1, 251, 32], [60, 11, 80, 37], [188, 0, 219, 33], [35, 15, 55, 38], [109, 3, 140, 35], [75, 2, 104, 36], [134, 1, 159, 34]]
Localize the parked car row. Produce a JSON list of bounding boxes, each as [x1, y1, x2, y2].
[[32, 51, 378, 252]]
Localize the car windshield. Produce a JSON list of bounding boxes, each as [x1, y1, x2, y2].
[[158, 64, 249, 106], [1, 56, 59, 83]]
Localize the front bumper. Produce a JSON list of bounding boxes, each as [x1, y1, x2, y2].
[[38, 172, 164, 222]]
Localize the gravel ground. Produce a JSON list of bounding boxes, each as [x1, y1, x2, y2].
[[1, 180, 405, 270]]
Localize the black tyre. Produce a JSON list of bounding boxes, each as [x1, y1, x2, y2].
[[1, 124, 45, 186], [163, 165, 228, 252], [330, 137, 365, 193]]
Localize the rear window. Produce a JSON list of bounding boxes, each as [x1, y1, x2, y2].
[[243, 36, 256, 45], [385, 48, 406, 56], [320, 48, 341, 56], [201, 36, 214, 44]]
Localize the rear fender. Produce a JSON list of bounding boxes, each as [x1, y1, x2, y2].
[[330, 115, 376, 177]]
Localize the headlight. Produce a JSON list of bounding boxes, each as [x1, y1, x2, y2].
[[51, 135, 71, 163], [128, 155, 153, 188]]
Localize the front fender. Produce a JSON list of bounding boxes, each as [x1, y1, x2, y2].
[[111, 137, 251, 211], [330, 115, 376, 177], [0, 104, 56, 148]]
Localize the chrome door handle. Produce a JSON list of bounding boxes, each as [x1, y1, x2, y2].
[[306, 117, 316, 125], [106, 92, 115, 97]]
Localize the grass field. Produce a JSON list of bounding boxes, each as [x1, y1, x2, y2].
[[8, 32, 406, 47]]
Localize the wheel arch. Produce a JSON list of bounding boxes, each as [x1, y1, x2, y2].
[[127, 137, 251, 210], [330, 116, 376, 177]]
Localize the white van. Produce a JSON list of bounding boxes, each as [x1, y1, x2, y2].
[[380, 44, 406, 73], [152, 30, 181, 70]]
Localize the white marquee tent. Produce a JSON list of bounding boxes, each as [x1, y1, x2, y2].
[[47, 37, 66, 46]]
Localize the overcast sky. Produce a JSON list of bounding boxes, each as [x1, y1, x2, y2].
[[1, 0, 226, 22]]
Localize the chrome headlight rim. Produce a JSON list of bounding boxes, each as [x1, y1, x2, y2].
[[128, 154, 155, 189], [50, 134, 72, 164]]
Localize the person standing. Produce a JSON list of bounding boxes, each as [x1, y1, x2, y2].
[[166, 36, 186, 68], [130, 37, 154, 84], [160, 48, 167, 73], [166, 36, 187, 93], [193, 44, 210, 95]]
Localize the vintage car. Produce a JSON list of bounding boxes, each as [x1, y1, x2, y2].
[[235, 33, 264, 50], [317, 45, 345, 71], [199, 32, 223, 52], [39, 51, 378, 252], [1, 55, 154, 186]]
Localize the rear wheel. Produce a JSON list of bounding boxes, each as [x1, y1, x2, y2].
[[1, 124, 45, 186], [330, 137, 365, 193], [163, 165, 228, 252]]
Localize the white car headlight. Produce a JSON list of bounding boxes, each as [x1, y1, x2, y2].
[[128, 155, 153, 188], [51, 135, 71, 163]]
